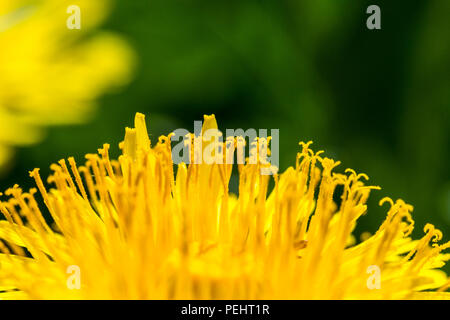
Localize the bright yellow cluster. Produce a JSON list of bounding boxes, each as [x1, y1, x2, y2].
[[0, 113, 449, 299], [0, 0, 134, 167]]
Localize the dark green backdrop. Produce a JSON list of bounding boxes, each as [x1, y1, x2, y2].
[[1, 1, 449, 248]]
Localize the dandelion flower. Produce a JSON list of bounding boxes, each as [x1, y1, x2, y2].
[[0, 113, 449, 299], [0, 0, 134, 167]]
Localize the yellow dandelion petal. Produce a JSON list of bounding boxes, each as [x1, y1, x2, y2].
[[0, 113, 449, 300]]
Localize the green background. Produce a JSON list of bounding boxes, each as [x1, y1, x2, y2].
[[1, 1, 449, 246]]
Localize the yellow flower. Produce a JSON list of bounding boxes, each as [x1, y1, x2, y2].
[[0, 113, 449, 299], [0, 0, 134, 167]]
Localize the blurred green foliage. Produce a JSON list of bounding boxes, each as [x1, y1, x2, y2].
[[1, 0, 449, 244]]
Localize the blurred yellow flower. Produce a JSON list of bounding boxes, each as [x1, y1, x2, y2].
[[0, 113, 449, 299], [0, 0, 134, 168]]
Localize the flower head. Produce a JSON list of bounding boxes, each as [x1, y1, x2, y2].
[[0, 113, 449, 299], [0, 0, 134, 167]]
